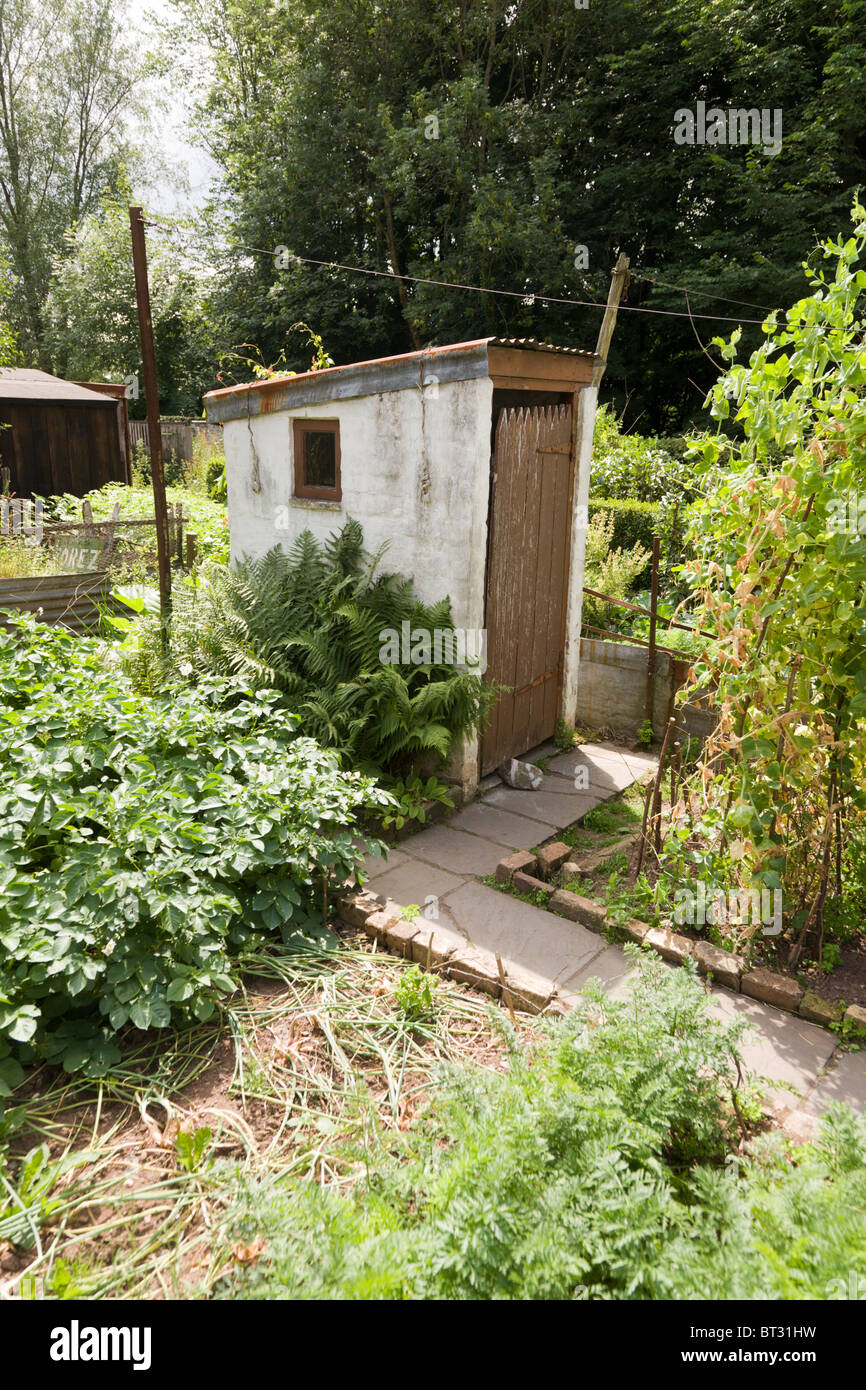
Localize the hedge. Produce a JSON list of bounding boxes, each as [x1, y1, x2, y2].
[[588, 498, 691, 582]]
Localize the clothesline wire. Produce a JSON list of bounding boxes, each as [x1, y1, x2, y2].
[[142, 216, 774, 325]]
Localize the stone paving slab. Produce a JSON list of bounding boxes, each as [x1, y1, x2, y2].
[[356, 741, 864, 1120], [449, 800, 557, 848], [620, 753, 658, 778], [558, 944, 639, 997], [369, 859, 467, 912], [404, 824, 512, 876], [523, 740, 559, 763], [708, 988, 837, 1099], [435, 881, 607, 984], [360, 846, 410, 881], [801, 1048, 866, 1117], [547, 747, 637, 795], [483, 783, 600, 828], [574, 742, 633, 765]]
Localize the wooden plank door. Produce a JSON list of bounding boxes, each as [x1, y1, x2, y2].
[[481, 403, 573, 775]]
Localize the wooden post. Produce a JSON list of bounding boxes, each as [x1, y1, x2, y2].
[[185, 532, 198, 569], [592, 252, 631, 388], [0, 465, 9, 496], [129, 205, 171, 627], [645, 534, 660, 728], [495, 954, 517, 1026], [648, 716, 676, 866]]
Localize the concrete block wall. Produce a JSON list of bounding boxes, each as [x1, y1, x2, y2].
[[574, 637, 716, 742]]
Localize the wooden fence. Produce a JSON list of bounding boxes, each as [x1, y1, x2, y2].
[[35, 498, 192, 571], [129, 419, 222, 464], [0, 499, 195, 637]]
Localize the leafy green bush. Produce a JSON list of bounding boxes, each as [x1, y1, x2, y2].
[[379, 774, 454, 831], [661, 202, 866, 953], [587, 498, 691, 585], [126, 519, 495, 776], [206, 452, 228, 502], [591, 405, 705, 507], [0, 615, 390, 1081], [212, 952, 866, 1300], [394, 965, 438, 1022], [587, 497, 660, 554], [582, 509, 651, 631], [589, 407, 703, 579]]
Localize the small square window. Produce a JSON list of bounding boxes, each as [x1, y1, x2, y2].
[[293, 418, 341, 500]]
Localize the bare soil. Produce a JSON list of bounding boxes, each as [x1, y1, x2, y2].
[[1, 928, 532, 1298]]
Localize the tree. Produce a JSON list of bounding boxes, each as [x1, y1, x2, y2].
[[0, 0, 145, 363], [0, 258, 17, 367], [44, 193, 221, 416], [174, 0, 866, 429]]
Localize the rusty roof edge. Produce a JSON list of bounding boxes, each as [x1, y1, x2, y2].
[[204, 336, 597, 423], [204, 342, 491, 422]]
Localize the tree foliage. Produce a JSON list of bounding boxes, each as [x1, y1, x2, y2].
[[44, 192, 220, 414], [0, 0, 146, 363], [175, 0, 866, 429]]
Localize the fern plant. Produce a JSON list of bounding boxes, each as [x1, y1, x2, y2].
[[126, 519, 496, 775]]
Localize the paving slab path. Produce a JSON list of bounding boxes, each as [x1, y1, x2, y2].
[[362, 741, 866, 1130]]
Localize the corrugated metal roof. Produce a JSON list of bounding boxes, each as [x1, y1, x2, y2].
[[0, 369, 115, 404], [487, 336, 594, 357], [204, 336, 596, 423]]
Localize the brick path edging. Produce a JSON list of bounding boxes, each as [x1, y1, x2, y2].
[[495, 846, 866, 1039], [336, 873, 866, 1036], [336, 889, 561, 1016]]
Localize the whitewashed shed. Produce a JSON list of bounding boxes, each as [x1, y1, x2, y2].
[[204, 337, 600, 794]]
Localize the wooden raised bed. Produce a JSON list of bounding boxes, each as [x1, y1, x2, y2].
[[0, 570, 115, 635]]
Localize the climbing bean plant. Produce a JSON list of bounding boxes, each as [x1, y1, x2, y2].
[[660, 202, 866, 961]]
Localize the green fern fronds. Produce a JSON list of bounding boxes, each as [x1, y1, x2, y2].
[[126, 519, 498, 775]]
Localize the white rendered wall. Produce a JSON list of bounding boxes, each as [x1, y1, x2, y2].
[[222, 376, 493, 635], [222, 379, 493, 792], [222, 373, 594, 791]]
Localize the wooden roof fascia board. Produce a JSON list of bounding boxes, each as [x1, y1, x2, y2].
[[486, 345, 594, 387]]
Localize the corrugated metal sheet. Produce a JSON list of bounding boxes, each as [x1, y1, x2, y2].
[[0, 570, 113, 633], [487, 337, 594, 357]]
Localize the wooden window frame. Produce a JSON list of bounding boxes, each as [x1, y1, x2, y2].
[[292, 417, 342, 501]]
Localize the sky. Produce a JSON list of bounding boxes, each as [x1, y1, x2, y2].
[[127, 0, 220, 215]]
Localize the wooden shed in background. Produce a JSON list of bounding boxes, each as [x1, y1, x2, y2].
[[0, 369, 131, 498]]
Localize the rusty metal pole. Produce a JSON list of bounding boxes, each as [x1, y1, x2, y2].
[[129, 205, 171, 628], [645, 534, 660, 728]]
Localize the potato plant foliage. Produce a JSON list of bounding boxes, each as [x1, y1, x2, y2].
[[0, 616, 389, 1084]]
